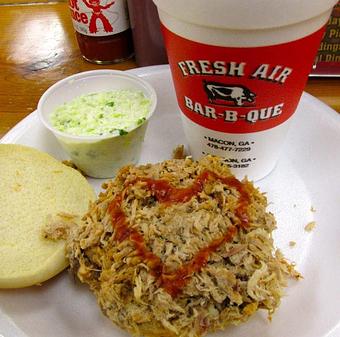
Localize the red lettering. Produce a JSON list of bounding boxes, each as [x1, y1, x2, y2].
[[70, 9, 77, 21], [71, 9, 81, 22], [69, 5, 88, 24], [69, 0, 79, 10], [75, 11, 81, 22], [80, 13, 88, 24]]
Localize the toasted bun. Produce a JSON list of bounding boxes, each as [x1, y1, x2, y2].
[[0, 144, 95, 288]]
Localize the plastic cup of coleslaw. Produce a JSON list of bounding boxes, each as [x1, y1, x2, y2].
[[38, 70, 157, 178], [154, 0, 337, 181]]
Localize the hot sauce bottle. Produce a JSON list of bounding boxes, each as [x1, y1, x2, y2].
[[69, 0, 134, 64]]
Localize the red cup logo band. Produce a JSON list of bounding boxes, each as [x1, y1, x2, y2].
[[162, 24, 326, 134]]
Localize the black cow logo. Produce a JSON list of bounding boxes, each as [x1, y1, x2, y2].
[[203, 80, 256, 107]]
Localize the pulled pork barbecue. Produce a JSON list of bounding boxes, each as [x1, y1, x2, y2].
[[66, 155, 300, 337]]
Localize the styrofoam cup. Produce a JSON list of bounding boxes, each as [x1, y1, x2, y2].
[[154, 0, 337, 180]]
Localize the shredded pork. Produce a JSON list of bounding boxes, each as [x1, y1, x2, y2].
[[66, 156, 300, 337]]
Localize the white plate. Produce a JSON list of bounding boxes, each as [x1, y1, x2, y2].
[[1, 65, 339, 337]]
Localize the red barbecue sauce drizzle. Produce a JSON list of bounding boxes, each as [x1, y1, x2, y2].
[[107, 170, 251, 297]]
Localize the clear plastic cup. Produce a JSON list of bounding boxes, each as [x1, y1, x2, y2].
[[154, 0, 337, 180], [38, 70, 157, 178]]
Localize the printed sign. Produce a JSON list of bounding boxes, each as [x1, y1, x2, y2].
[[312, 2, 340, 75]]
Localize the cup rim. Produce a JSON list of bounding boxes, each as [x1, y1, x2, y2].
[[37, 69, 157, 141], [153, 0, 337, 30]]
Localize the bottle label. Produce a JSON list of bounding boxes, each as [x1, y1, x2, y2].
[[161, 25, 325, 134], [69, 0, 129, 37]]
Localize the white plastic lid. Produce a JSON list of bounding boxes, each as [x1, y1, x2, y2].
[[153, 0, 337, 29]]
